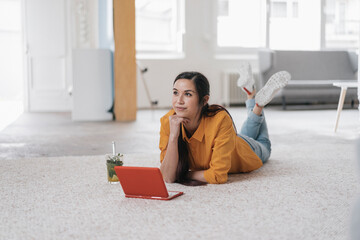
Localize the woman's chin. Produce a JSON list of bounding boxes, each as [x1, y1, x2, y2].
[[174, 111, 186, 118], [174, 111, 183, 117]]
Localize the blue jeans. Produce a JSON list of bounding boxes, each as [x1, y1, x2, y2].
[[238, 99, 271, 163]]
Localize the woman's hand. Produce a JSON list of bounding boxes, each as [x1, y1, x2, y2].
[[187, 170, 206, 183], [169, 114, 189, 140]]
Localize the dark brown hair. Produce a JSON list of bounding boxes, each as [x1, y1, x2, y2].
[[173, 71, 236, 186]]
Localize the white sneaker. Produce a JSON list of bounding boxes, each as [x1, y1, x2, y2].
[[237, 63, 255, 95], [255, 71, 291, 107]]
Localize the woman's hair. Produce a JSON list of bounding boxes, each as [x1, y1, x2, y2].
[[173, 71, 236, 186]]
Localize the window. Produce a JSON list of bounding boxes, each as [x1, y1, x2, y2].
[[0, 0, 23, 101], [216, 0, 267, 48], [325, 0, 360, 49], [271, 2, 287, 18], [269, 0, 321, 50], [216, 0, 359, 51], [135, 0, 184, 53]]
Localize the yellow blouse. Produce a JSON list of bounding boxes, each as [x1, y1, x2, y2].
[[159, 109, 263, 184]]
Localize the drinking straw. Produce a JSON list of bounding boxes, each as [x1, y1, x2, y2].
[[112, 141, 116, 156]]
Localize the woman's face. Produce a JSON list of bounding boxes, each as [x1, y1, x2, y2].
[[172, 79, 201, 121]]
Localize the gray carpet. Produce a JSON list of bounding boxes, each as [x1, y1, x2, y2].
[[0, 149, 358, 239], [1, 108, 360, 239]]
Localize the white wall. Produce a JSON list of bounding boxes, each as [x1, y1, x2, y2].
[[77, 0, 256, 109], [136, 0, 256, 109], [20, 0, 258, 112], [21, 0, 360, 112]]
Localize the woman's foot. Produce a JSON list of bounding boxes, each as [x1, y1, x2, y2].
[[255, 71, 291, 107], [237, 63, 254, 95]]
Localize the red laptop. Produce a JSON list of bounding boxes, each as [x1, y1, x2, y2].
[[114, 166, 183, 200]]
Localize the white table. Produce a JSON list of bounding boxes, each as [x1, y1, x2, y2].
[[288, 80, 346, 86], [333, 81, 358, 132]]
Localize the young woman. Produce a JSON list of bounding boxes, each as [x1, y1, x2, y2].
[[159, 68, 290, 185]]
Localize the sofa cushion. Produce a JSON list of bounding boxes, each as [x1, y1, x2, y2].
[[260, 50, 357, 83], [258, 49, 358, 105]]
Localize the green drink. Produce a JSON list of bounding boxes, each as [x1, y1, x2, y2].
[[106, 141, 123, 183], [106, 153, 123, 183]]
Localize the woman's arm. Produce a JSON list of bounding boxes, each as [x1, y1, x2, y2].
[[187, 170, 206, 182], [160, 134, 179, 183], [160, 115, 188, 183]]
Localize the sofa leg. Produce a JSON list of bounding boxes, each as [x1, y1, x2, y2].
[[282, 96, 286, 110]]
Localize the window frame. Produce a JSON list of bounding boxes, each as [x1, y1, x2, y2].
[[135, 0, 185, 58], [213, 0, 359, 55], [213, 0, 270, 57]]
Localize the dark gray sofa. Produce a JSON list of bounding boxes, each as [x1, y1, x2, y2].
[[258, 49, 358, 108]]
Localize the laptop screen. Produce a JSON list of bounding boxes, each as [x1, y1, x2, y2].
[[114, 166, 169, 198]]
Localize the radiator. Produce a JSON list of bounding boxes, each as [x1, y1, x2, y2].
[[222, 70, 259, 106], [222, 70, 247, 106]]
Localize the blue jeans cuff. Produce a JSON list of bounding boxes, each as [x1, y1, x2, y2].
[[248, 109, 264, 123], [245, 99, 255, 108]]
